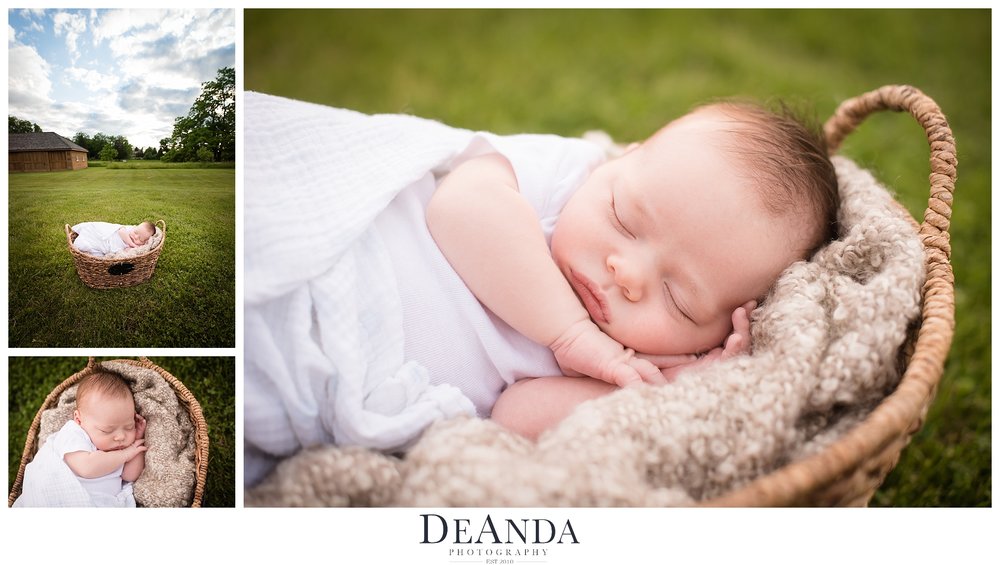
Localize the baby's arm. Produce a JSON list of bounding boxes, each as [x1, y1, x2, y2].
[[63, 439, 146, 479], [121, 414, 147, 482], [427, 154, 660, 387]]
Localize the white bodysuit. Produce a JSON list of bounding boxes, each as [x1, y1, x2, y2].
[[373, 133, 604, 416], [13, 420, 135, 507]]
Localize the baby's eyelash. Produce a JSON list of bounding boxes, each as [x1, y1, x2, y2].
[[663, 283, 694, 323], [609, 194, 634, 238]]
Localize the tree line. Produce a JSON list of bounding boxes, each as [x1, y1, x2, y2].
[[8, 66, 234, 163]]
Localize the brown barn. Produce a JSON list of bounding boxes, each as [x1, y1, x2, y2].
[[8, 132, 89, 172]]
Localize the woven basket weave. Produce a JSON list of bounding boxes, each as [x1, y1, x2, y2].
[[700, 85, 956, 506], [8, 357, 210, 507], [66, 219, 166, 289]]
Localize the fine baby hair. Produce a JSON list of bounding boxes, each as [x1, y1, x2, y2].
[[76, 371, 133, 407], [680, 100, 840, 258]]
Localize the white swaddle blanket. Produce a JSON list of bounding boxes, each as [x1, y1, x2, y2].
[[13, 421, 135, 508], [245, 92, 498, 483], [72, 221, 131, 257]]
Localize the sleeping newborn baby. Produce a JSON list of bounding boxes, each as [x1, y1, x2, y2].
[[72, 220, 155, 257], [244, 94, 840, 486], [13, 371, 147, 507]]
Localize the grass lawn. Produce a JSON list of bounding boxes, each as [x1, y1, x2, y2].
[[246, 9, 990, 506], [7, 356, 236, 508], [9, 165, 235, 347]]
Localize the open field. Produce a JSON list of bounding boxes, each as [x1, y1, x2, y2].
[[9, 166, 235, 348]]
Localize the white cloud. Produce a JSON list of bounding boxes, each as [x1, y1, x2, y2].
[[10, 9, 234, 148], [66, 66, 118, 93], [9, 24, 16, 44], [52, 11, 88, 62], [98, 10, 234, 92], [8, 43, 53, 111], [90, 9, 163, 44]]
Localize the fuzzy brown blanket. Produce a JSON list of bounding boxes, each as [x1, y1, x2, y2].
[[38, 360, 198, 507], [245, 155, 925, 507]]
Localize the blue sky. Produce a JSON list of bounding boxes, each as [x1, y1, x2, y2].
[[8, 8, 234, 149]]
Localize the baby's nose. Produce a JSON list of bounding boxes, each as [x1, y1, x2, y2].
[[607, 255, 643, 302]]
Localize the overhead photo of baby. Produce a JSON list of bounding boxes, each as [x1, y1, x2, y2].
[[13, 371, 147, 507], [244, 94, 838, 485], [71, 220, 156, 257]]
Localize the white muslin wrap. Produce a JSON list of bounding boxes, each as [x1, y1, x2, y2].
[[244, 92, 484, 483], [71, 221, 130, 257]]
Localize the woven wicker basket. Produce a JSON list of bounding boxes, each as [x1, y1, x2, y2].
[[8, 357, 210, 507], [66, 219, 166, 289], [699, 85, 956, 506]]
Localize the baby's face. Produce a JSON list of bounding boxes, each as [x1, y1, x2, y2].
[[74, 392, 137, 452], [551, 109, 808, 355], [130, 226, 153, 246]]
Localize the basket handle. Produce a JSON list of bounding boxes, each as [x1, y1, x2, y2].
[[823, 84, 957, 260], [156, 219, 166, 234], [64, 224, 73, 244]]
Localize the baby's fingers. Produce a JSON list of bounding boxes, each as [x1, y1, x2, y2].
[[611, 363, 643, 388], [720, 334, 744, 359], [630, 357, 668, 385], [732, 300, 755, 335], [635, 352, 698, 368]]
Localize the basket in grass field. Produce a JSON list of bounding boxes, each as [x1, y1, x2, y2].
[[65, 219, 166, 289], [8, 357, 210, 508], [700, 85, 957, 506], [242, 85, 957, 509]]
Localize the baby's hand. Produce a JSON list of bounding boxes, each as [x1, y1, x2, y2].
[[134, 413, 147, 440], [122, 438, 147, 462], [550, 319, 666, 387], [639, 300, 756, 382]]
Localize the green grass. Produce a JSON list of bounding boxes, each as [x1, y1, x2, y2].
[[7, 356, 235, 508], [8, 167, 235, 347], [246, 9, 990, 506]]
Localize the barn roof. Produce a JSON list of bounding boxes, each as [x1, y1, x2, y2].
[[8, 132, 88, 153]]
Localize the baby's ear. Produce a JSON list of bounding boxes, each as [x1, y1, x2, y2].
[[73, 409, 81, 424]]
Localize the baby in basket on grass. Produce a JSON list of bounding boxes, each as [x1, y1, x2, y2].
[[72, 220, 156, 257], [14, 372, 147, 507], [244, 98, 839, 484]]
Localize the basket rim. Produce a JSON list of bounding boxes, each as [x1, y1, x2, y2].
[[7, 357, 210, 508]]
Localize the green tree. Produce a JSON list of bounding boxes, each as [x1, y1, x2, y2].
[[9, 115, 42, 133], [111, 135, 133, 162], [98, 144, 118, 162], [72, 132, 93, 155], [162, 67, 235, 162]]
